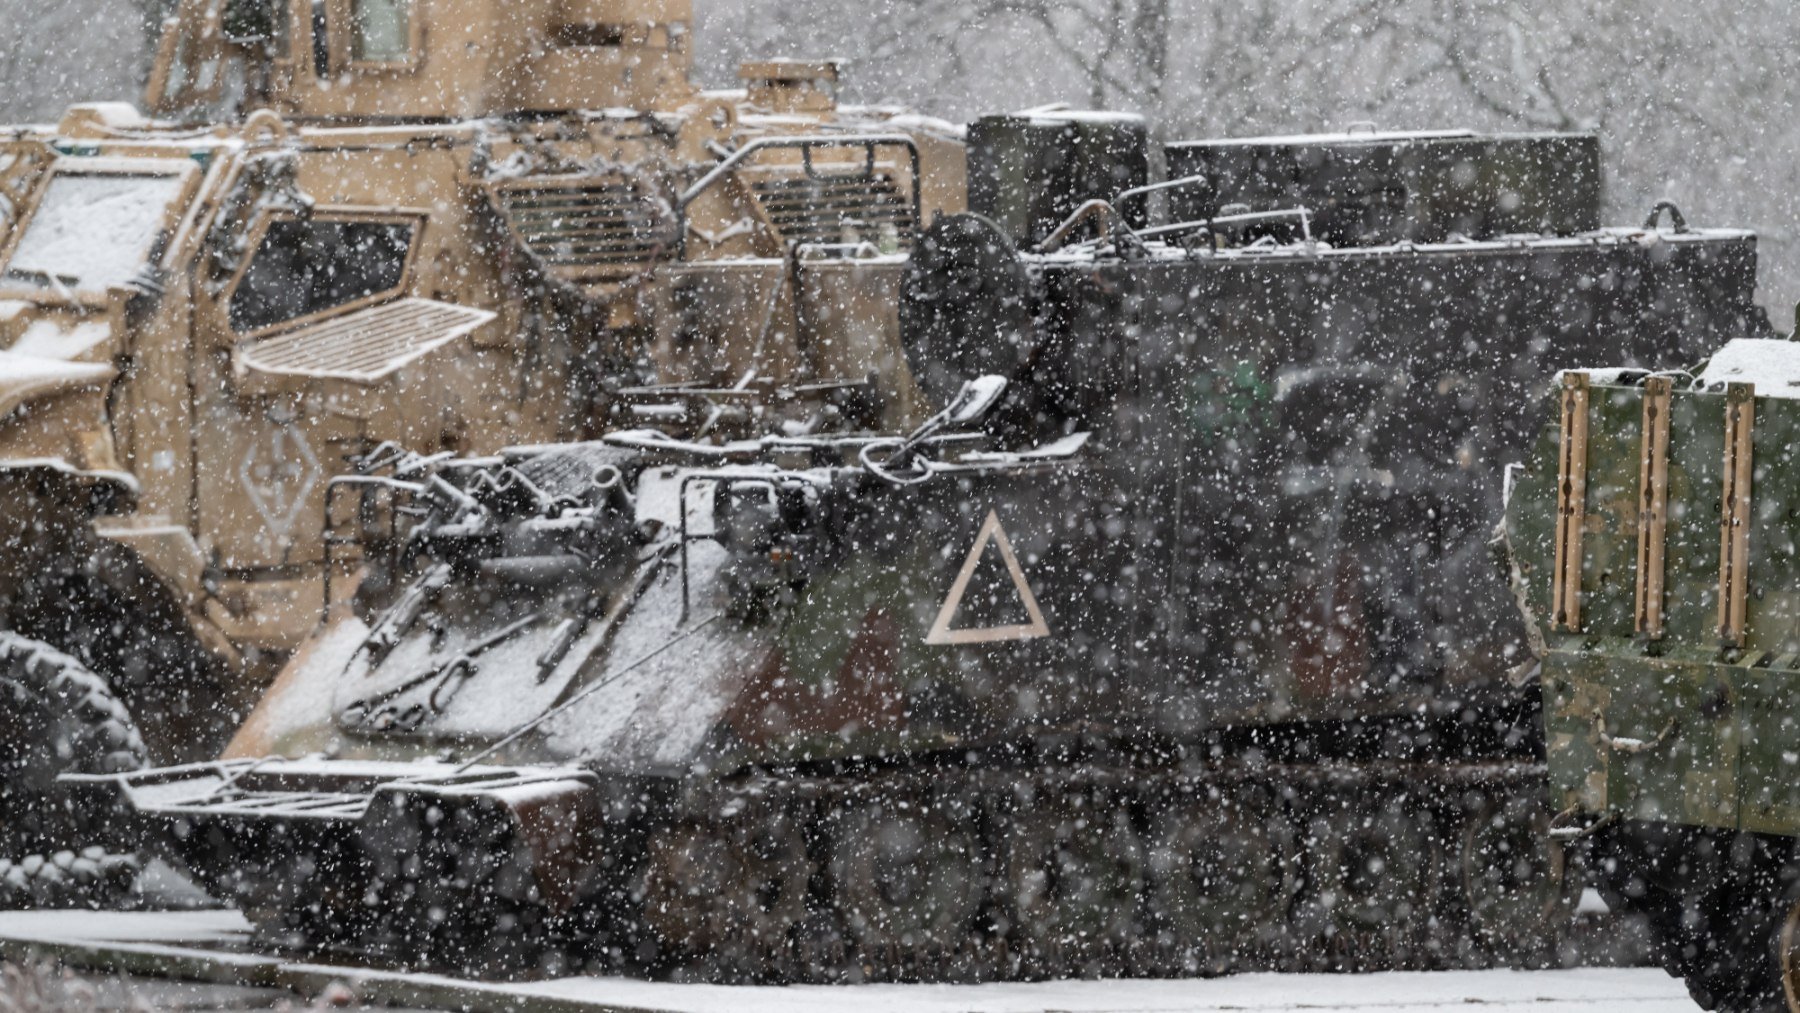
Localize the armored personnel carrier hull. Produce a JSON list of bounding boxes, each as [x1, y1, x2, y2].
[[81, 199, 1766, 979]]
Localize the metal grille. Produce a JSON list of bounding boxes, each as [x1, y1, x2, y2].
[[515, 443, 638, 499], [751, 173, 915, 249], [495, 179, 672, 276], [239, 297, 494, 384]]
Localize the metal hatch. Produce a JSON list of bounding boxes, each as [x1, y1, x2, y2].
[[236, 297, 495, 385]]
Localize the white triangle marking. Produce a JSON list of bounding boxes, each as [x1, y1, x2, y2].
[[925, 510, 1051, 645]]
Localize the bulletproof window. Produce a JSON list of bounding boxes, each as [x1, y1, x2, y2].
[[350, 0, 411, 62], [4, 168, 190, 294], [222, 0, 291, 58], [228, 217, 415, 333]]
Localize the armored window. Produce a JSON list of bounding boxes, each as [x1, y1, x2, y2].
[[3, 165, 192, 294], [229, 217, 415, 333], [222, 0, 291, 58], [554, 22, 628, 47], [350, 0, 411, 62]]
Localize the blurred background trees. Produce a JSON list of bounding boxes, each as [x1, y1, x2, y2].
[[3, 0, 1795, 327]]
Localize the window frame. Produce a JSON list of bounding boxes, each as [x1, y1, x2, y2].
[[0, 157, 202, 302], [219, 0, 300, 61], [330, 0, 422, 72], [222, 206, 427, 340]]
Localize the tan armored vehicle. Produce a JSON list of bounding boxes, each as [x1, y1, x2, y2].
[[0, 0, 964, 904]]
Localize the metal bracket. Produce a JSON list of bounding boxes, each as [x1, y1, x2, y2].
[[1718, 383, 1754, 647], [1552, 372, 1591, 632], [1547, 806, 1615, 843], [1635, 376, 1672, 638], [1596, 713, 1679, 755]]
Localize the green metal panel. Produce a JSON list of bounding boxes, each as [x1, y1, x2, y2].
[[1735, 660, 1800, 834], [1660, 392, 1727, 647], [1514, 372, 1800, 837], [966, 114, 1150, 246], [1576, 385, 1648, 638], [1742, 397, 1800, 653], [1165, 131, 1602, 245]]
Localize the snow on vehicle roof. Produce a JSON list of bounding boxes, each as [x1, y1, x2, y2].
[[844, 109, 967, 140], [1171, 128, 1475, 147], [1036, 225, 1754, 267], [1009, 104, 1147, 126], [1696, 337, 1800, 397]]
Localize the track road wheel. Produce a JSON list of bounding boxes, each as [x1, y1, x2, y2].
[[1146, 788, 1291, 973], [1461, 793, 1575, 965], [1666, 871, 1784, 1012], [1309, 798, 1438, 969], [641, 814, 810, 979], [1007, 799, 1145, 976], [0, 634, 145, 909], [829, 799, 983, 976]]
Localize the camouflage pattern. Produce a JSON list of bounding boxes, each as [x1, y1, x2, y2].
[[84, 129, 1770, 980], [1165, 129, 1601, 246], [966, 109, 1151, 245], [1506, 339, 1800, 1010]]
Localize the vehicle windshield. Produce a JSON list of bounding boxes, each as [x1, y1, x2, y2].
[[228, 217, 415, 333], [4, 170, 188, 294]]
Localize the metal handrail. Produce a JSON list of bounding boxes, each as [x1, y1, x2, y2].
[[320, 474, 425, 624], [1036, 199, 1136, 253], [1114, 173, 1211, 206], [676, 468, 837, 619], [1140, 206, 1316, 245], [675, 134, 922, 257]]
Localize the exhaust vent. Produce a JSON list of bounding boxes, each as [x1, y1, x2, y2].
[[492, 178, 675, 284], [750, 173, 914, 251]]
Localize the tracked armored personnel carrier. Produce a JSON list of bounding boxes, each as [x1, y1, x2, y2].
[[0, 0, 966, 905], [1503, 336, 1800, 1011], [82, 124, 1770, 978]]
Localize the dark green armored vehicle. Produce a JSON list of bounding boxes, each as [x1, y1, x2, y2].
[[1165, 128, 1601, 247], [78, 127, 1766, 981], [1505, 336, 1800, 1011]]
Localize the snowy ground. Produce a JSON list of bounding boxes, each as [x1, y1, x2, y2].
[[0, 964, 1706, 1013], [0, 910, 1699, 1013]]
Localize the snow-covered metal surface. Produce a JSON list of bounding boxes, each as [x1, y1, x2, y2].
[[0, 910, 1700, 1013], [1192, 128, 1478, 145], [2, 160, 193, 294], [0, 304, 117, 423], [0, 352, 111, 418], [1695, 337, 1800, 395], [80, 758, 596, 822], [1031, 224, 1754, 265]]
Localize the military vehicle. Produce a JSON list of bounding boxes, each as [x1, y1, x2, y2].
[[0, 0, 968, 905], [78, 122, 1771, 979], [1501, 335, 1800, 1011], [1163, 127, 1601, 247]]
